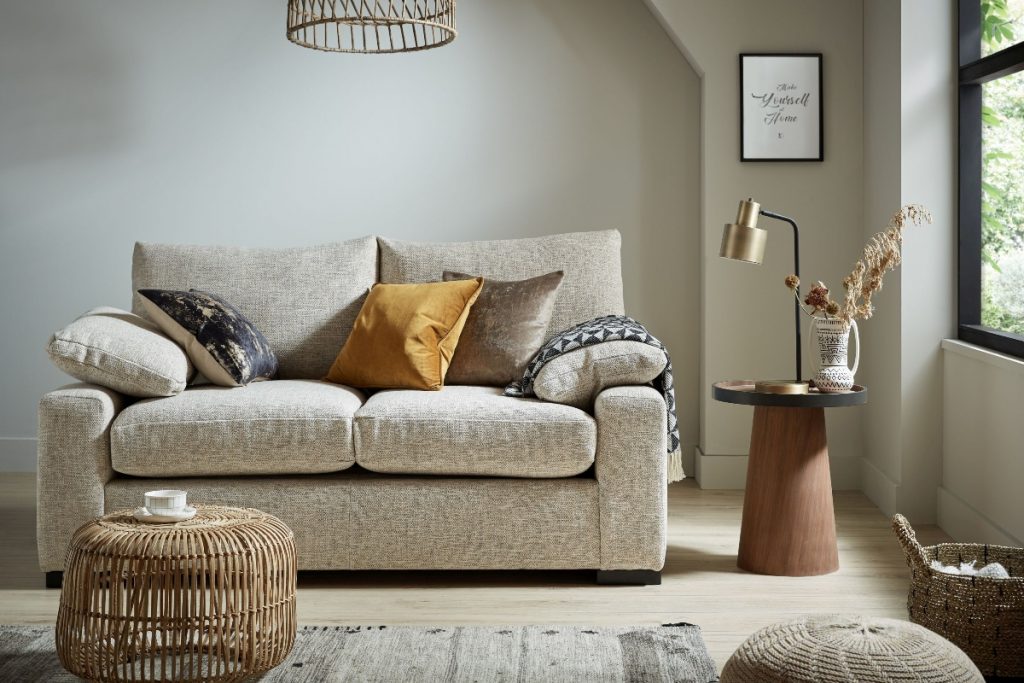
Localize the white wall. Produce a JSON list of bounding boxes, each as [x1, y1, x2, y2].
[[940, 341, 1024, 545], [860, 0, 904, 515], [0, 0, 701, 471], [644, 0, 866, 488], [861, 0, 956, 523]]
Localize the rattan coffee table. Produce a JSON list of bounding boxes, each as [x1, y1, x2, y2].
[[56, 505, 297, 683]]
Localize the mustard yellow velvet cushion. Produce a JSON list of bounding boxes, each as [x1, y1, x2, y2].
[[325, 278, 484, 390]]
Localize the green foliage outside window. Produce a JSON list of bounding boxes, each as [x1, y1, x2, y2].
[[980, 0, 1024, 335]]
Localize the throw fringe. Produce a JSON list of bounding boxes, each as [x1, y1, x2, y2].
[[668, 448, 685, 483]]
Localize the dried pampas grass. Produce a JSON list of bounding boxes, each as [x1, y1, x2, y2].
[[785, 204, 932, 323], [840, 204, 932, 322]]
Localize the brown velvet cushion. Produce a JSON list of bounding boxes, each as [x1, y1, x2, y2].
[[442, 270, 564, 386]]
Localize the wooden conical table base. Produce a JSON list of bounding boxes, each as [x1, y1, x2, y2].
[[712, 381, 866, 576], [737, 405, 838, 576]]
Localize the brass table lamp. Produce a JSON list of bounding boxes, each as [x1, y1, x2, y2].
[[720, 198, 808, 395]]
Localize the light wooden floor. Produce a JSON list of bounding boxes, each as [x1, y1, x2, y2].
[[0, 472, 949, 671]]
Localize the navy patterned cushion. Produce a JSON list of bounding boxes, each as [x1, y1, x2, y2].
[[137, 289, 277, 387]]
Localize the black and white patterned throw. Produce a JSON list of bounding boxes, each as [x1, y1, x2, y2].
[[506, 315, 679, 455]]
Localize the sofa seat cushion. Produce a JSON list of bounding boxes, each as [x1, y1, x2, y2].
[[354, 386, 596, 478], [111, 380, 364, 477]]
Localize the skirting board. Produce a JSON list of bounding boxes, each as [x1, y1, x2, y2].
[[937, 485, 1022, 547], [693, 447, 861, 490], [0, 438, 36, 472], [859, 457, 899, 518], [679, 444, 695, 479]]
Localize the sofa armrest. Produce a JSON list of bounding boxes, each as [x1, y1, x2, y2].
[[37, 383, 123, 571], [594, 385, 667, 571]]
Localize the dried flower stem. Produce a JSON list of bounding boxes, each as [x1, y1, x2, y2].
[[839, 204, 932, 322], [783, 204, 931, 324], [788, 288, 832, 318]]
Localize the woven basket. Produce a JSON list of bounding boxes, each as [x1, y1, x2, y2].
[[893, 514, 1024, 678]]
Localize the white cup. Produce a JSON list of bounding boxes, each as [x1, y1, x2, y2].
[[145, 489, 187, 515]]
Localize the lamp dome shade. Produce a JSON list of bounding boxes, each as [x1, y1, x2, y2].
[[720, 222, 767, 263], [719, 198, 766, 263]]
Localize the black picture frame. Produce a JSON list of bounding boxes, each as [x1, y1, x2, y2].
[[740, 53, 824, 162]]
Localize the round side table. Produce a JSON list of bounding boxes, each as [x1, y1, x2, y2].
[[57, 505, 297, 683], [713, 381, 867, 576]]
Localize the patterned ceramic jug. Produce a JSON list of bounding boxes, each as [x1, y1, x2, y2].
[[809, 317, 859, 392]]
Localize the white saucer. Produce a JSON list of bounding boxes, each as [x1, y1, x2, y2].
[[133, 505, 197, 524]]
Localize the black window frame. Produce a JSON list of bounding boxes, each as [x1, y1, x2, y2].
[[958, 0, 1024, 359]]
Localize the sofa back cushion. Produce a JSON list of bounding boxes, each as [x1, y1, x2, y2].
[[378, 230, 625, 339], [132, 238, 377, 379]]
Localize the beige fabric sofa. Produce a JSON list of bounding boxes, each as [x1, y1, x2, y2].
[[38, 230, 668, 587]]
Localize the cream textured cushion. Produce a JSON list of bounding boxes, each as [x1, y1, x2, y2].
[[532, 340, 667, 410], [132, 239, 377, 380], [47, 307, 193, 397], [354, 385, 596, 478], [378, 230, 625, 338], [111, 380, 364, 477]]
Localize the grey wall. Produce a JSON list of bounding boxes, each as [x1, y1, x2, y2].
[[0, 1, 701, 470], [941, 341, 1024, 545], [861, 0, 905, 515], [645, 0, 866, 488], [860, 0, 956, 523]]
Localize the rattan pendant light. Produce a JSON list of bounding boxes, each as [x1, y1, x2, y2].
[[286, 0, 456, 54]]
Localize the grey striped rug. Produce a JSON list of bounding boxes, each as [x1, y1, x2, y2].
[[0, 623, 718, 682]]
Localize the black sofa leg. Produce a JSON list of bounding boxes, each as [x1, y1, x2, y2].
[[596, 570, 661, 585], [45, 571, 63, 589]]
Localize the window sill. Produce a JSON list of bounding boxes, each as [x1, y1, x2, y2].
[[941, 338, 1024, 375]]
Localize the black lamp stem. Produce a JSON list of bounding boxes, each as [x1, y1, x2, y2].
[[760, 209, 802, 383]]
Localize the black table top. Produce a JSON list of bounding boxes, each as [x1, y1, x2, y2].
[[712, 380, 867, 408]]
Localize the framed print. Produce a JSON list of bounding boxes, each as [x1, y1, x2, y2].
[[740, 53, 823, 161]]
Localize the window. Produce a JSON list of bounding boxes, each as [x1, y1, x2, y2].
[[960, 0, 1024, 359]]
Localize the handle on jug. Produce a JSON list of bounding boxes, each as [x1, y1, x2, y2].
[[849, 319, 860, 376]]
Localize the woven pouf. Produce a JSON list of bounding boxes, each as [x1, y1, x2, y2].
[[56, 505, 297, 683], [721, 614, 984, 683]]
